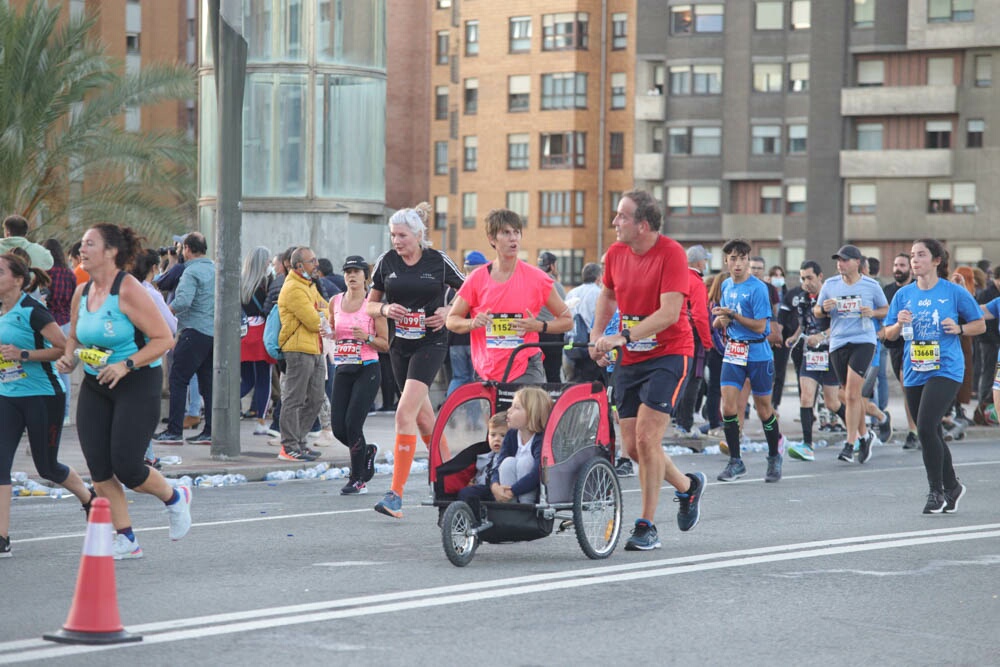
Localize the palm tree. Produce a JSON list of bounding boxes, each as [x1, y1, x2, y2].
[[0, 0, 196, 244]]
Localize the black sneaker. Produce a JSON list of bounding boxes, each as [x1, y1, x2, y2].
[[363, 443, 379, 482], [903, 432, 921, 451], [858, 432, 874, 464], [765, 454, 783, 482], [278, 447, 311, 461], [340, 480, 367, 495], [923, 489, 948, 514], [944, 481, 966, 513], [615, 458, 636, 478], [0, 534, 10, 558], [877, 412, 892, 443], [82, 487, 97, 520], [674, 472, 705, 532], [185, 430, 212, 445], [302, 448, 321, 461], [624, 519, 661, 551], [837, 442, 855, 462], [153, 430, 183, 444]]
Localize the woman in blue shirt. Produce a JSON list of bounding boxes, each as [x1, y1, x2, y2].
[[884, 239, 984, 514]]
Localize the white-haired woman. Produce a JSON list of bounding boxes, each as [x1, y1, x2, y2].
[[367, 203, 464, 518], [240, 246, 274, 435]]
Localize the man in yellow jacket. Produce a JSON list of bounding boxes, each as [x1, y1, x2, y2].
[[276, 247, 329, 461]]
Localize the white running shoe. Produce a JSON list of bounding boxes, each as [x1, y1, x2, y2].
[[112, 533, 143, 560], [166, 486, 193, 540]]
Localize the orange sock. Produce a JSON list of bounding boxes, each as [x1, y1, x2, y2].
[[391, 433, 418, 496]]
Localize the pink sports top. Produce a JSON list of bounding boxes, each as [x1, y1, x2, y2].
[[331, 294, 379, 366]]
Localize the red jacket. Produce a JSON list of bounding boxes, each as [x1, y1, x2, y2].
[[687, 268, 713, 350]]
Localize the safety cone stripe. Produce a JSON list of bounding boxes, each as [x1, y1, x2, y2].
[[81, 523, 113, 558]]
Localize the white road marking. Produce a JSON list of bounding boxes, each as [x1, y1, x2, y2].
[[312, 561, 384, 567]]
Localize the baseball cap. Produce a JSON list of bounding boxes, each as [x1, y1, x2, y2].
[[687, 245, 711, 263], [538, 251, 558, 269], [464, 250, 489, 266], [831, 245, 863, 261], [342, 255, 369, 274]]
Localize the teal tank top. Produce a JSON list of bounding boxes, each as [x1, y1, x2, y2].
[[76, 272, 161, 376]]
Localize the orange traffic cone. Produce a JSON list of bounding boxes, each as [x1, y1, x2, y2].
[[43, 498, 142, 645]]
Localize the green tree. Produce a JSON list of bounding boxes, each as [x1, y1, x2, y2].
[[0, 0, 196, 244]]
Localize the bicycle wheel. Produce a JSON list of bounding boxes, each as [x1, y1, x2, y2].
[[441, 501, 479, 567], [573, 457, 622, 559]]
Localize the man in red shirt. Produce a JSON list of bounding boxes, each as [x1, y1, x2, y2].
[[591, 190, 706, 551]]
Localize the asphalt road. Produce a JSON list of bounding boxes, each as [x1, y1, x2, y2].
[[2, 437, 999, 666]]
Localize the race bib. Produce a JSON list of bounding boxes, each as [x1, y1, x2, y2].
[[333, 339, 363, 365], [621, 315, 657, 352], [836, 296, 863, 318], [0, 357, 26, 383], [486, 313, 524, 349], [909, 340, 941, 372], [76, 347, 111, 369], [395, 309, 425, 340], [804, 349, 829, 372], [723, 340, 749, 366]]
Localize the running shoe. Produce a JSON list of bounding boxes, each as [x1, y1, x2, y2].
[[673, 425, 702, 440], [923, 489, 948, 515], [903, 432, 921, 450], [765, 454, 783, 483], [374, 490, 403, 518], [341, 480, 368, 495], [858, 431, 877, 465], [165, 486, 193, 540], [253, 423, 271, 436], [614, 458, 636, 478], [837, 442, 855, 462], [624, 519, 661, 550], [364, 443, 379, 482], [675, 472, 705, 532], [944, 480, 966, 513], [877, 412, 892, 443], [153, 430, 183, 444], [717, 458, 746, 482], [278, 447, 316, 462], [112, 533, 143, 560], [787, 441, 815, 462], [0, 535, 10, 558], [185, 430, 212, 445]]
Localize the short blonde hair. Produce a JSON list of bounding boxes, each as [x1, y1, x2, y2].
[[513, 386, 553, 434]]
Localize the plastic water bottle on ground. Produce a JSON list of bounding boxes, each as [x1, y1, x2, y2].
[[160, 456, 182, 465]]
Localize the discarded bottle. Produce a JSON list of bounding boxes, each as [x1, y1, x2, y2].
[[160, 456, 182, 465], [901, 323, 913, 341]]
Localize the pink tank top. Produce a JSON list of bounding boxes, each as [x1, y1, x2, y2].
[[332, 293, 379, 365]]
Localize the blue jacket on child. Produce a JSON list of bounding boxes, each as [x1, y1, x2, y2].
[[489, 429, 543, 497]]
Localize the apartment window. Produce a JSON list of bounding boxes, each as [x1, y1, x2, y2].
[[693, 65, 723, 94], [126, 33, 140, 55], [509, 16, 531, 53], [611, 13, 627, 49], [789, 62, 809, 92], [435, 86, 448, 120], [928, 0, 974, 23], [541, 132, 586, 168], [967, 119, 985, 148], [752, 125, 781, 155], [753, 63, 783, 92], [436, 31, 449, 65], [667, 186, 720, 215], [539, 191, 585, 226], [975, 55, 992, 87], [857, 123, 883, 150], [508, 75, 530, 112], [609, 191, 623, 225], [434, 196, 448, 230], [507, 133, 530, 170], [463, 136, 478, 171], [609, 132, 624, 169], [542, 12, 589, 51], [437, 0, 451, 7], [669, 127, 691, 155], [928, 182, 975, 213], [854, 0, 875, 27], [610, 73, 626, 109], [507, 191, 529, 225], [927, 57, 954, 85], [692, 127, 722, 155], [434, 141, 448, 175], [760, 185, 783, 213], [791, 1, 811, 29], [544, 250, 585, 284], [925, 120, 952, 149], [541, 72, 587, 109], [787, 124, 808, 154], [755, 1, 784, 30], [465, 21, 479, 56], [670, 4, 724, 34], [653, 64, 666, 95], [462, 193, 477, 228], [786, 185, 807, 214], [857, 59, 884, 86], [848, 184, 876, 214], [669, 66, 691, 95], [652, 126, 665, 153], [464, 78, 478, 115]]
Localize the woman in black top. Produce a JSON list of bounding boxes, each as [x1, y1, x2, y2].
[[367, 203, 464, 518]]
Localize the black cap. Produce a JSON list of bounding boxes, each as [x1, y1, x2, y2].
[[831, 245, 863, 261], [538, 251, 558, 269], [342, 255, 369, 274]]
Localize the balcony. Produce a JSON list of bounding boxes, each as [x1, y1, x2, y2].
[[633, 153, 664, 181], [840, 149, 953, 178], [634, 94, 665, 121], [841, 85, 957, 116], [722, 213, 782, 239]]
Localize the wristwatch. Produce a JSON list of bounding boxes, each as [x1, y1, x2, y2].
[[621, 328, 632, 344], [367, 334, 375, 344], [20, 350, 29, 361], [124, 358, 135, 371]]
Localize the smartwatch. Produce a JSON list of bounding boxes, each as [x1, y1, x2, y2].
[[20, 350, 29, 361], [621, 328, 632, 344], [124, 358, 136, 371]]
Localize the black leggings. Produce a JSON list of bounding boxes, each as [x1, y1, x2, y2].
[[0, 394, 67, 486], [77, 366, 162, 489], [331, 362, 381, 481], [904, 376, 960, 492]]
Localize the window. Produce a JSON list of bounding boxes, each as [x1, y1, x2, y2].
[[752, 125, 781, 155], [928, 182, 975, 213], [612, 12, 627, 49], [927, 57, 954, 85], [857, 123, 883, 150], [437, 0, 451, 7], [610, 73, 626, 109], [669, 66, 690, 95], [509, 16, 531, 53], [753, 63, 783, 92], [462, 193, 477, 228], [975, 55, 992, 87], [540, 191, 585, 227], [760, 185, 782, 213], [541, 132, 586, 168], [508, 75, 530, 112], [610, 132, 624, 169], [857, 59, 884, 86], [667, 186, 720, 215], [542, 12, 589, 51], [925, 120, 952, 149], [507, 191, 529, 225], [465, 21, 479, 56], [464, 78, 478, 115], [669, 128, 690, 155], [789, 62, 809, 92], [967, 119, 984, 148], [463, 136, 477, 171], [609, 191, 623, 225], [786, 185, 807, 214], [435, 86, 448, 120], [653, 64, 666, 95], [126, 33, 140, 55], [791, 1, 811, 29], [541, 72, 587, 109], [436, 31, 449, 65], [755, 1, 784, 30], [854, 0, 875, 27], [507, 133, 530, 170], [692, 127, 721, 155], [670, 4, 724, 34], [543, 250, 585, 284], [928, 0, 974, 23], [652, 126, 665, 153], [787, 124, 808, 153], [434, 141, 448, 175], [693, 65, 723, 94], [434, 196, 448, 230], [848, 184, 876, 214]]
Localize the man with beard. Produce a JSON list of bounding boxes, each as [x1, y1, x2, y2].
[[884, 253, 919, 449]]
